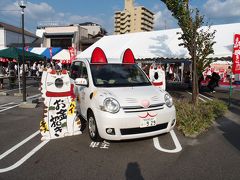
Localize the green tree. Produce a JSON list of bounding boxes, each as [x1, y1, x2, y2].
[[161, 0, 216, 105]]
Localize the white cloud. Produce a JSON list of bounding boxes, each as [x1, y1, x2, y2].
[[154, 9, 178, 30], [26, 2, 55, 20], [1, 2, 57, 24], [151, 2, 178, 30], [0, 1, 112, 33], [204, 0, 240, 18], [153, 4, 161, 11]]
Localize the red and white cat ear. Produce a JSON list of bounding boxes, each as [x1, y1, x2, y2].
[[122, 48, 135, 64], [91, 47, 108, 64]]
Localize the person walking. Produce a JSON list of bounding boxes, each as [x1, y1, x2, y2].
[[0, 64, 6, 89], [207, 72, 220, 93], [32, 62, 37, 77], [8, 62, 16, 89]]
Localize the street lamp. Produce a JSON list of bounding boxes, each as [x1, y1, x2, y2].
[[18, 0, 27, 102]]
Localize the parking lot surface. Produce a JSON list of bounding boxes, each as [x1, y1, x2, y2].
[[0, 82, 240, 180]]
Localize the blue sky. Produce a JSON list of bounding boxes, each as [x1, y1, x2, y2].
[[0, 0, 240, 34]]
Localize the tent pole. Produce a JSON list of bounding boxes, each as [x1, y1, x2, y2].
[[181, 62, 184, 83]]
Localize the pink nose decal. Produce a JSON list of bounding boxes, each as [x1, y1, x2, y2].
[[141, 100, 150, 108]]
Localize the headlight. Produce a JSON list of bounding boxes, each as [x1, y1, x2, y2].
[[164, 93, 173, 107], [102, 98, 120, 113]]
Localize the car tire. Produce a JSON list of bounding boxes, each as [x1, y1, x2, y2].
[[88, 112, 102, 142]]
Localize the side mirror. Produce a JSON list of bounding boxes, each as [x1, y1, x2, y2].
[[75, 78, 88, 86]]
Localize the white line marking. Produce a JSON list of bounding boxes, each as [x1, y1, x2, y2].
[[186, 91, 207, 102], [0, 104, 20, 113], [153, 130, 182, 153], [26, 93, 41, 100], [0, 131, 39, 160], [0, 93, 41, 113], [0, 102, 15, 107], [1, 86, 32, 93], [0, 140, 49, 173], [199, 93, 213, 101]]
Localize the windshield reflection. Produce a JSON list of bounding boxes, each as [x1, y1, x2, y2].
[[90, 64, 151, 87]]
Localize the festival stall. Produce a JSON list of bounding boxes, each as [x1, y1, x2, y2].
[[78, 23, 240, 86], [27, 47, 62, 59], [52, 47, 76, 64], [52, 49, 71, 64]]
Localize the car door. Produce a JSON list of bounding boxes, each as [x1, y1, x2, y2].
[[70, 61, 90, 119], [78, 62, 89, 119]]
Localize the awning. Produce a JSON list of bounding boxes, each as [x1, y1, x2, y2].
[[26, 47, 62, 59], [41, 47, 62, 59], [78, 23, 240, 61], [0, 47, 45, 61], [52, 49, 72, 64]]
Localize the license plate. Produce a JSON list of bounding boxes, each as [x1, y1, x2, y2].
[[140, 117, 156, 128]]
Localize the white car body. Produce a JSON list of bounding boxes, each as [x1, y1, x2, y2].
[[70, 48, 176, 141]]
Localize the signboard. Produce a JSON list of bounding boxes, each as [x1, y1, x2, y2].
[[40, 70, 81, 140], [232, 34, 240, 74], [49, 47, 53, 59], [68, 47, 76, 63]]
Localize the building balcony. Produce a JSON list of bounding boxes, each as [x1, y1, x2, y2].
[[120, 19, 130, 25]]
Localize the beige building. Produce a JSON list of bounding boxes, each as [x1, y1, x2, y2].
[[42, 25, 88, 51], [114, 0, 154, 34], [37, 22, 107, 51]]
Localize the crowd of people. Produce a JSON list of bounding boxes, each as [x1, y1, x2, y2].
[[141, 63, 190, 83], [0, 60, 65, 89]]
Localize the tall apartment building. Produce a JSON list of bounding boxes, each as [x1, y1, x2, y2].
[[114, 0, 154, 34]]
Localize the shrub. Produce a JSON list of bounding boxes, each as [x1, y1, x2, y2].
[[205, 99, 228, 117], [175, 99, 227, 137]]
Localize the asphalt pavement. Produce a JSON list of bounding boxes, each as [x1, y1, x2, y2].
[[0, 81, 239, 180]]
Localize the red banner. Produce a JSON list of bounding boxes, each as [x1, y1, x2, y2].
[[49, 47, 53, 59], [68, 47, 76, 62], [0, 58, 8, 62], [232, 34, 240, 74]]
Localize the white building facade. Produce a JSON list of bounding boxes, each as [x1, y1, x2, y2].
[[0, 22, 38, 48]]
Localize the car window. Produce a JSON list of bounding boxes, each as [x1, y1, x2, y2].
[[90, 64, 151, 87], [81, 63, 88, 80], [70, 62, 81, 80], [70, 61, 88, 81]]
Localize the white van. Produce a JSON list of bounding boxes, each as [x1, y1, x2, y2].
[[70, 47, 176, 141]]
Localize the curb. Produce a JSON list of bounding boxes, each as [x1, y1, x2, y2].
[[0, 92, 9, 96], [19, 102, 37, 109]]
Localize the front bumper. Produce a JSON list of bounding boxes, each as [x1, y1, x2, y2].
[[94, 105, 176, 140]]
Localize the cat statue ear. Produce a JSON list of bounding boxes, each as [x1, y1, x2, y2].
[[91, 47, 108, 64], [122, 48, 135, 64]]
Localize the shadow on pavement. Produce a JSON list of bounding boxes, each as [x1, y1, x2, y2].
[[125, 162, 144, 180], [217, 97, 240, 115], [216, 117, 240, 151]]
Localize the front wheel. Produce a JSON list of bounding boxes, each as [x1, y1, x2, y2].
[[88, 113, 102, 142]]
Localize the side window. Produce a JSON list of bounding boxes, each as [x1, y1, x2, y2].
[[70, 61, 81, 80], [80, 62, 88, 81]]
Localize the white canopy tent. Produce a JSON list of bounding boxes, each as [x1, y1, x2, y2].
[[77, 23, 240, 61], [30, 47, 46, 55], [52, 49, 71, 64]]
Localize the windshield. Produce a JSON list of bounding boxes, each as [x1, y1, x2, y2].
[[90, 64, 151, 87]]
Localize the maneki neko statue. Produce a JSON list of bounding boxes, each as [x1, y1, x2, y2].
[[149, 63, 166, 91], [40, 69, 81, 140]]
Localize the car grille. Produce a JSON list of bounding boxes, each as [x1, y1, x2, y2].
[[120, 123, 168, 135], [122, 103, 164, 113]]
